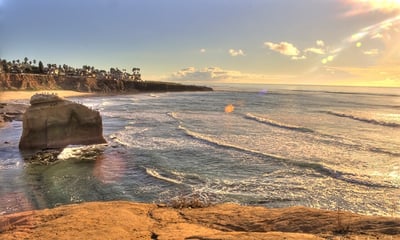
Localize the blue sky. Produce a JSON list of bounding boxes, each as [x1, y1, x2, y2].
[[1, 0, 400, 86]]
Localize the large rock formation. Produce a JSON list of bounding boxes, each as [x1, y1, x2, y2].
[[19, 94, 106, 149]]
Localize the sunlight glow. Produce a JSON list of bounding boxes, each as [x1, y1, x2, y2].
[[346, 0, 400, 14]]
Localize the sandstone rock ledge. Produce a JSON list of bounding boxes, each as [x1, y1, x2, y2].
[[0, 201, 399, 240], [19, 94, 106, 149]]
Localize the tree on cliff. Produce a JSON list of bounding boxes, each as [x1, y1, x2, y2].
[[1, 60, 9, 73], [38, 61, 44, 74]]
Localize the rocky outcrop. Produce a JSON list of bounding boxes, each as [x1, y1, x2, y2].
[[19, 94, 106, 149], [0, 201, 399, 240], [0, 73, 213, 92], [0, 103, 28, 127]]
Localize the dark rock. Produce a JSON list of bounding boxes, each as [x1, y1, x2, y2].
[[25, 149, 62, 165], [19, 94, 106, 150], [0, 103, 28, 123]]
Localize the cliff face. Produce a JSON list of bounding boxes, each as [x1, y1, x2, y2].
[[0, 73, 213, 92], [19, 94, 106, 150], [0, 73, 58, 90]]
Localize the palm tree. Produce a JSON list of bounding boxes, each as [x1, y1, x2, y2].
[[39, 61, 44, 73], [24, 57, 28, 64]]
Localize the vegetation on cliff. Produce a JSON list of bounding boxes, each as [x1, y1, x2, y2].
[[0, 57, 212, 93]]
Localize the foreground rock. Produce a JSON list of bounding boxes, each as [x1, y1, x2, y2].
[[0, 201, 398, 240], [19, 94, 106, 149]]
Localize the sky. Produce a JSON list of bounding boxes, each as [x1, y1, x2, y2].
[[2, 0, 400, 86]]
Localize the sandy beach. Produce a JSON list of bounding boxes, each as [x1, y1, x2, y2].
[[0, 90, 95, 102]]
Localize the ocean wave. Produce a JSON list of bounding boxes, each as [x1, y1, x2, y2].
[[292, 89, 400, 97], [145, 168, 182, 184], [178, 125, 396, 188], [244, 113, 314, 133], [322, 111, 400, 128], [167, 112, 179, 120]]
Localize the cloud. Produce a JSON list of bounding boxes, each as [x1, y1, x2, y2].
[[363, 49, 379, 55], [291, 55, 306, 60], [304, 48, 326, 55], [344, 0, 400, 16], [321, 55, 335, 64], [168, 66, 295, 83], [264, 41, 300, 56], [170, 67, 242, 82], [371, 33, 383, 39], [229, 49, 245, 56], [316, 40, 325, 47]]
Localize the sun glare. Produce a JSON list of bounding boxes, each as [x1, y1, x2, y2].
[[350, 0, 400, 12]]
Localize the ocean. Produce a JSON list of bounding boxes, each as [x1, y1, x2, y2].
[[0, 84, 399, 216]]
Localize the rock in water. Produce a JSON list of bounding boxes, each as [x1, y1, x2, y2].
[[19, 93, 106, 149]]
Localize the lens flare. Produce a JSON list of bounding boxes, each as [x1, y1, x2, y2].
[[224, 104, 235, 113]]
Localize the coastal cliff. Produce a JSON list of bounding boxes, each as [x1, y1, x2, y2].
[[0, 73, 212, 93]]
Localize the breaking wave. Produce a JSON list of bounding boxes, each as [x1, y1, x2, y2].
[[244, 113, 314, 133], [322, 111, 400, 128], [177, 125, 395, 188], [145, 168, 183, 185]]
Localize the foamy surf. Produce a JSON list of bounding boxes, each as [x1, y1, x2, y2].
[[145, 168, 183, 184], [244, 113, 314, 133], [322, 111, 400, 128]]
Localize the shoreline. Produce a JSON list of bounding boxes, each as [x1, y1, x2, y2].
[[1, 90, 399, 239], [1, 201, 399, 239], [0, 90, 98, 102]]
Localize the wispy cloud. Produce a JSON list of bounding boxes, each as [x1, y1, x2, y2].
[[371, 33, 384, 39], [363, 49, 379, 55], [168, 66, 295, 83], [304, 48, 326, 55], [316, 40, 325, 47], [264, 40, 331, 61], [229, 49, 245, 56], [170, 67, 242, 81], [344, 0, 400, 16], [264, 41, 300, 56], [291, 55, 306, 60]]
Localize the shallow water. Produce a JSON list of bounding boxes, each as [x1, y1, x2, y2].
[[0, 85, 399, 216]]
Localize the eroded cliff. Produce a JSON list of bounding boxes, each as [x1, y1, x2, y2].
[[0, 73, 212, 92]]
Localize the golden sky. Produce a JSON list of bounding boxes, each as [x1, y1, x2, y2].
[[3, 0, 400, 86]]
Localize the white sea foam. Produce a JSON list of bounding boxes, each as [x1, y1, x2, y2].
[[145, 168, 182, 184], [245, 113, 314, 133]]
